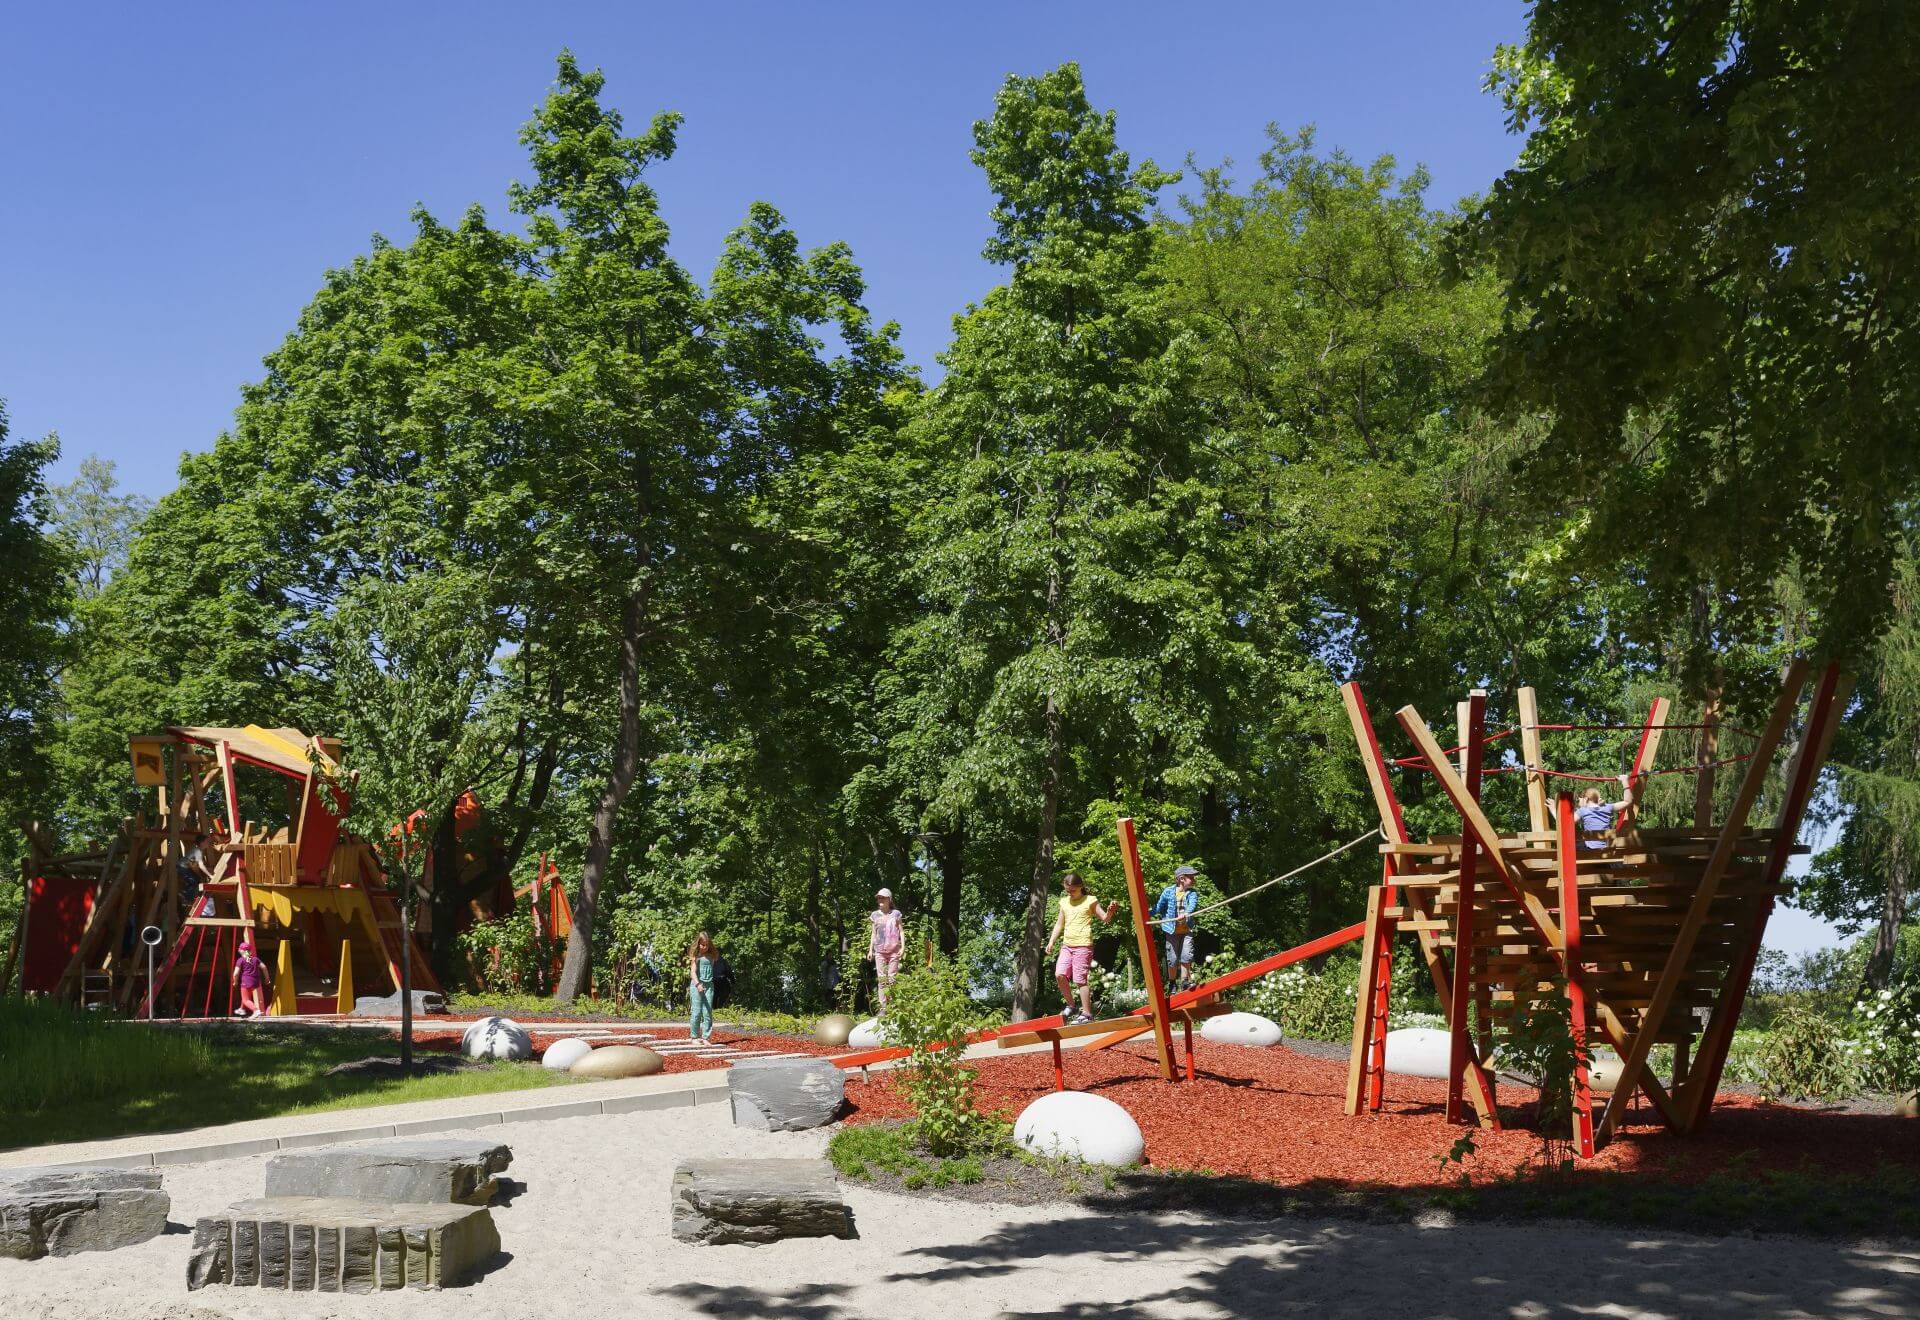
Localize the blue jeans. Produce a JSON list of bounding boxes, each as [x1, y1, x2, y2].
[[689, 984, 713, 1039]]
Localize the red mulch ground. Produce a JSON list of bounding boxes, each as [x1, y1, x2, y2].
[[841, 1037, 1920, 1190]]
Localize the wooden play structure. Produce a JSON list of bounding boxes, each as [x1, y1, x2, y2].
[[14, 725, 435, 1017], [1340, 659, 1847, 1154], [831, 660, 1847, 1160]]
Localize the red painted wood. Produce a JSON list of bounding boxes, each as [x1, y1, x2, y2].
[[1446, 691, 1486, 1125], [1560, 794, 1596, 1160]]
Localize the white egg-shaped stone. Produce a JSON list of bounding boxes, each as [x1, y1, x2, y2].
[[1586, 1051, 1624, 1093], [462, 1015, 532, 1061], [1381, 1027, 1453, 1079], [569, 1044, 663, 1079], [846, 1017, 886, 1049], [1014, 1090, 1144, 1166], [542, 1037, 594, 1071], [1200, 1011, 1282, 1047], [814, 1014, 855, 1047]]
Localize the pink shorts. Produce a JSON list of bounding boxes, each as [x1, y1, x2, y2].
[[1054, 944, 1092, 984]]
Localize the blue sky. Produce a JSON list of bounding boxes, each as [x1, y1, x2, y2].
[[0, 4, 1852, 955]]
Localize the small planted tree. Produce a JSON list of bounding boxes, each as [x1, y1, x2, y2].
[[880, 953, 990, 1158]]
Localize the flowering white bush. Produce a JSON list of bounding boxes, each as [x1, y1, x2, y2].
[[1854, 973, 1920, 1092]]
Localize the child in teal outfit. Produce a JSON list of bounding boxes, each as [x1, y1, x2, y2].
[[688, 931, 716, 1043]]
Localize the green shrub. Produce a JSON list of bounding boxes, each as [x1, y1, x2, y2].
[[1754, 1008, 1860, 1100], [880, 954, 992, 1157], [1853, 966, 1920, 1092], [456, 910, 549, 996], [1501, 982, 1581, 1161], [1238, 956, 1361, 1041]]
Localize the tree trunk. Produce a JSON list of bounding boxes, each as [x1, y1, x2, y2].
[[555, 589, 647, 1002], [1013, 687, 1063, 1020], [937, 819, 965, 955], [1866, 834, 1911, 992]]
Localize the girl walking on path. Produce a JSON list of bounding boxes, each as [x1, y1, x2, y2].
[[1044, 873, 1119, 1025], [869, 888, 904, 1012], [232, 941, 269, 1017], [688, 932, 716, 1043]]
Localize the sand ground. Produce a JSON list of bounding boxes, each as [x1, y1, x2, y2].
[[3, 1103, 1916, 1320]]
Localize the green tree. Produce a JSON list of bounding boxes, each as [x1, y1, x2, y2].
[[1804, 531, 1920, 990], [0, 404, 71, 962], [509, 54, 907, 999], [912, 65, 1208, 1017], [1465, 0, 1920, 661], [49, 454, 151, 598], [330, 570, 509, 1069]]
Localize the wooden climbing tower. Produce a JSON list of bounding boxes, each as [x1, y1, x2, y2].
[[1340, 660, 1847, 1153], [16, 724, 436, 1017]]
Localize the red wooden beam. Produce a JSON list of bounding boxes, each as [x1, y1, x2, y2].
[[1559, 793, 1596, 1160]]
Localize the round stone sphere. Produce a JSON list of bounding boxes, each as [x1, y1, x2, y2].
[[569, 1044, 664, 1079], [815, 1013, 855, 1047], [542, 1037, 594, 1071], [1587, 1052, 1625, 1094], [462, 1016, 532, 1061], [1381, 1027, 1453, 1079], [1897, 1088, 1919, 1119], [1013, 1091, 1144, 1166], [846, 1017, 886, 1049], [1200, 1011, 1282, 1047]]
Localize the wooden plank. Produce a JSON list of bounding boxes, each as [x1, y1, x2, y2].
[[1345, 883, 1390, 1114], [1116, 817, 1177, 1082], [1596, 658, 1809, 1143], [1517, 685, 1549, 835]]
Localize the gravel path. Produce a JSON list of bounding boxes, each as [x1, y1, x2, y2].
[[3, 1102, 1916, 1319]]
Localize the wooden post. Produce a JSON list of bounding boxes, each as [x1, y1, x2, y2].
[[273, 938, 297, 1016], [1342, 681, 1499, 1125], [1595, 659, 1809, 1143], [1517, 685, 1549, 835], [1693, 695, 1721, 829], [1346, 882, 1392, 1115], [1183, 1015, 1196, 1082], [1446, 691, 1486, 1126], [1558, 793, 1595, 1159], [335, 936, 356, 1014], [1116, 817, 1177, 1083]]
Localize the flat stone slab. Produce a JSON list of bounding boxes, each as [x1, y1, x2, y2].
[[671, 1159, 854, 1245], [187, 1196, 499, 1291], [727, 1057, 846, 1132], [351, 990, 448, 1017], [266, 1139, 512, 1205], [0, 1165, 169, 1260]]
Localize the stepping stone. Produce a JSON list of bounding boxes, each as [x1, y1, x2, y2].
[[727, 1057, 847, 1132], [266, 1139, 512, 1205], [670, 1160, 854, 1245], [0, 1166, 170, 1259], [187, 1197, 499, 1291]]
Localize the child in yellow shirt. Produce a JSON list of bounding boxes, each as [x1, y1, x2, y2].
[[1044, 872, 1119, 1024]]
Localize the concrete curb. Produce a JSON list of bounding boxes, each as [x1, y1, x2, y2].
[[28, 1075, 732, 1173]]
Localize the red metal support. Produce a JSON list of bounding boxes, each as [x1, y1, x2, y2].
[[1183, 1016, 1196, 1082], [1446, 690, 1487, 1125], [1052, 1037, 1065, 1091]]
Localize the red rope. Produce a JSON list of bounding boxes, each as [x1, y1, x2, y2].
[[1534, 722, 1760, 737], [1404, 753, 1753, 781], [1390, 726, 1519, 768]]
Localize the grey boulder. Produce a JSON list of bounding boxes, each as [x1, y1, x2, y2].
[[671, 1159, 854, 1245], [726, 1057, 846, 1132], [0, 1166, 169, 1259], [187, 1196, 499, 1291], [265, 1139, 512, 1205], [350, 990, 447, 1017]]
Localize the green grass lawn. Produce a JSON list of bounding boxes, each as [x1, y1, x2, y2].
[[0, 999, 573, 1152]]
